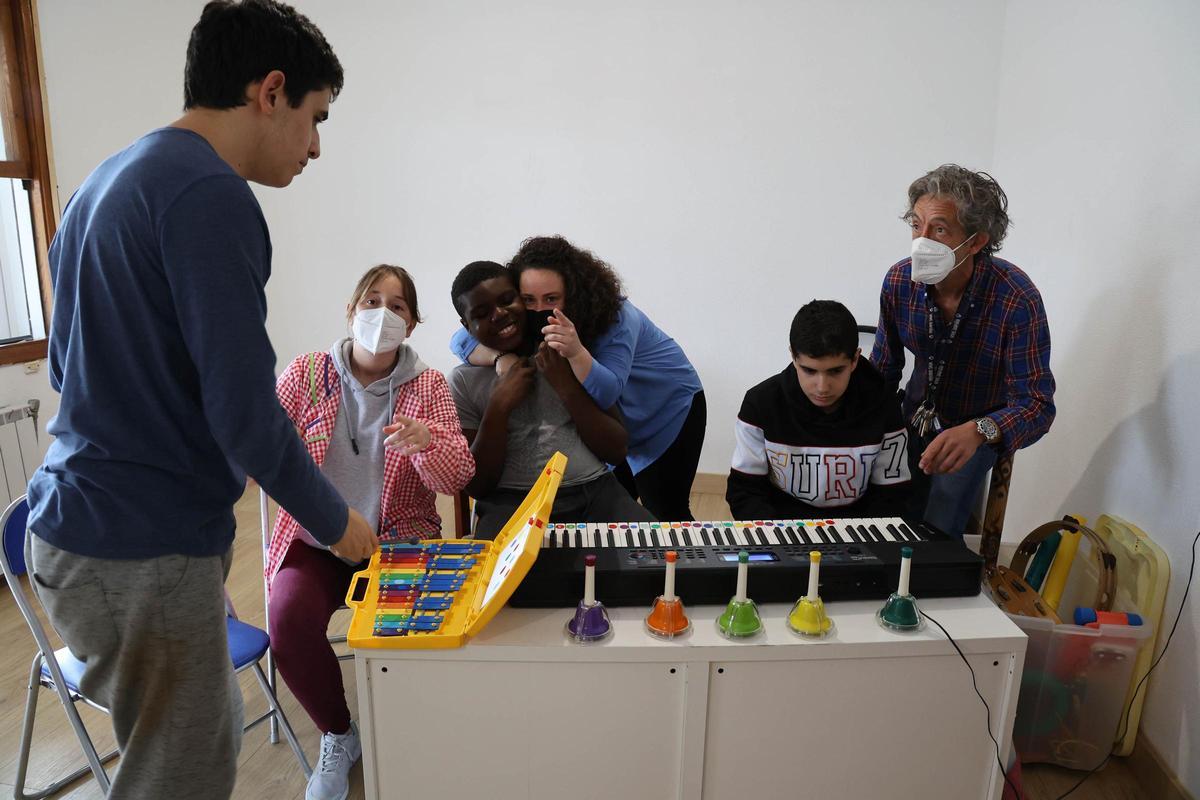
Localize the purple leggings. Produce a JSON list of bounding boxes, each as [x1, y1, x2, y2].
[[268, 542, 357, 734]]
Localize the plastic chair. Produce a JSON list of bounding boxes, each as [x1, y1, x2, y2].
[[1, 495, 312, 798]]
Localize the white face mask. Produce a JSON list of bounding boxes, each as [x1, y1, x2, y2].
[[352, 307, 408, 354], [910, 234, 976, 285]]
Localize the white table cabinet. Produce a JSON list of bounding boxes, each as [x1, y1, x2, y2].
[[353, 594, 1026, 800]]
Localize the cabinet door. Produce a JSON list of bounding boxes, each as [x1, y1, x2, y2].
[[703, 654, 1016, 800], [364, 658, 686, 800]]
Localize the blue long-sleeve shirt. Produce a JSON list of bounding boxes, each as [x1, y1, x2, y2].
[[450, 300, 702, 473], [27, 128, 348, 559]]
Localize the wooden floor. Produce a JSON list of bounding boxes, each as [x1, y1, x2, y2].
[[0, 486, 1150, 799]]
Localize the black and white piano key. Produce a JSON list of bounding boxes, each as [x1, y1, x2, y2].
[[540, 517, 916, 549]]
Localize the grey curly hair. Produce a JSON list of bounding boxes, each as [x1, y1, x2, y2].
[[903, 164, 1010, 254]]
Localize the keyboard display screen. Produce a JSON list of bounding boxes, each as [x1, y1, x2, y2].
[[719, 552, 779, 562]]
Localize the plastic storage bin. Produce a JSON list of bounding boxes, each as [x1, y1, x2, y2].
[[1009, 611, 1153, 769], [1051, 514, 1169, 755]]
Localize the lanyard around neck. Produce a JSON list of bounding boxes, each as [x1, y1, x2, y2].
[[921, 277, 979, 406]]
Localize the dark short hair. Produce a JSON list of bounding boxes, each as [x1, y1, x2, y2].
[[789, 300, 858, 359], [183, 0, 344, 110], [903, 164, 1010, 254], [451, 261, 510, 317], [508, 236, 623, 346]]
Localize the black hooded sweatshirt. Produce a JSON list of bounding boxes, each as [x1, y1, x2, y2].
[[727, 356, 911, 520]]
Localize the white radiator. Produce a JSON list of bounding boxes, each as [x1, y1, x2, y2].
[[0, 400, 40, 504]]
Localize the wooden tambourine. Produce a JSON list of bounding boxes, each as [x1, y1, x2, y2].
[[985, 517, 1117, 622]]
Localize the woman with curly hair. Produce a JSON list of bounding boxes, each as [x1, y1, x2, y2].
[[450, 235, 705, 520]]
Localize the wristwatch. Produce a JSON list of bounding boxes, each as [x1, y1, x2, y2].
[[974, 417, 1001, 445]]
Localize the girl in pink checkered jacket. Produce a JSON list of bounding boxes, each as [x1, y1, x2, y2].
[[265, 265, 474, 799]]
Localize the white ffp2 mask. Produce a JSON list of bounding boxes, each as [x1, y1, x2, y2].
[[910, 234, 975, 285], [352, 307, 408, 354]]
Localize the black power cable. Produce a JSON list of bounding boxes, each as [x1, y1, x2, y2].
[[921, 609, 1023, 799]]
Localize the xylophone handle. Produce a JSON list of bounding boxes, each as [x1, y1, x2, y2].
[[346, 571, 373, 609]]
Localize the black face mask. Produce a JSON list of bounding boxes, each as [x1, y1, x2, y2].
[[518, 309, 555, 356]]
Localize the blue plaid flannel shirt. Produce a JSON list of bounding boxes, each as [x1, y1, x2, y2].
[[870, 254, 1055, 455]]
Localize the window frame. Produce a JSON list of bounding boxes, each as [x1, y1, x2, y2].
[[0, 0, 55, 367]]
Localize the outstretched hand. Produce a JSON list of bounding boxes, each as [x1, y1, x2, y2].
[[384, 412, 431, 455]]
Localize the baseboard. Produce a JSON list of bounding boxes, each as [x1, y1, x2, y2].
[[1125, 736, 1195, 800], [690, 472, 727, 496]]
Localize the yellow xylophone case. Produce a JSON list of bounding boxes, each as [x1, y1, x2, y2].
[[345, 452, 566, 650]]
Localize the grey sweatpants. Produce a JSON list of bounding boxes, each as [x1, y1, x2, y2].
[[26, 534, 243, 800]]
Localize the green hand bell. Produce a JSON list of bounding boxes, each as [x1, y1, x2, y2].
[[717, 551, 763, 638]]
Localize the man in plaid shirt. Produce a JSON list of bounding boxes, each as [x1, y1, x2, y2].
[[870, 165, 1055, 538]]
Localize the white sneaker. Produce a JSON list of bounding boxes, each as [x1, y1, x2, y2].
[[306, 721, 361, 800]]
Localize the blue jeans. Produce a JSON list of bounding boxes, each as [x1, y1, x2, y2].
[[923, 444, 998, 538]]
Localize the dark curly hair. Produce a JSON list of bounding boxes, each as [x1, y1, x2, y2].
[[508, 236, 624, 346]]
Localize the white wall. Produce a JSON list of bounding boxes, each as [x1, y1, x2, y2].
[[33, 0, 1006, 472], [260, 0, 1005, 439], [992, 0, 1200, 789], [17, 0, 1200, 790]]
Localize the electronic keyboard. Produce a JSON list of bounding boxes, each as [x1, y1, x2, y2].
[[507, 517, 983, 607]]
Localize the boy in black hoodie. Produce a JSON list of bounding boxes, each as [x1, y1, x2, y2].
[[727, 300, 911, 520]]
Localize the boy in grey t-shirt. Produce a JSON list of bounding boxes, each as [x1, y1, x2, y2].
[[448, 261, 655, 537]]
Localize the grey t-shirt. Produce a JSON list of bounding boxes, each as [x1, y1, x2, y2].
[[448, 364, 608, 489]]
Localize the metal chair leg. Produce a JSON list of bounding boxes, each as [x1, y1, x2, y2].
[[251, 662, 311, 779], [14, 654, 118, 799], [266, 648, 280, 745], [261, 488, 282, 747]]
